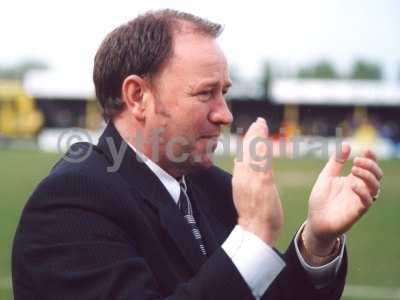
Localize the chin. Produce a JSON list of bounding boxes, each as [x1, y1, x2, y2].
[[190, 152, 215, 170], [173, 145, 216, 174]]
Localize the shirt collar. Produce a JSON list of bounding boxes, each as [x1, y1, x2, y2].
[[127, 143, 181, 204]]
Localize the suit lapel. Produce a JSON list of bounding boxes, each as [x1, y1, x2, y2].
[[148, 186, 207, 271], [97, 122, 206, 273]]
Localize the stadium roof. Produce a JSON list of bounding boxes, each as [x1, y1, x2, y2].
[[270, 79, 400, 106], [24, 70, 95, 100], [23, 70, 400, 106]]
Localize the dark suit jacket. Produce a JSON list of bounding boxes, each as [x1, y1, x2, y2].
[[12, 122, 347, 299]]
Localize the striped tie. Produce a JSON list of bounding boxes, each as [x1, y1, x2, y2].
[[178, 179, 207, 256]]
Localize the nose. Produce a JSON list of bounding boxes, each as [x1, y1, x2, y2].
[[209, 96, 233, 126]]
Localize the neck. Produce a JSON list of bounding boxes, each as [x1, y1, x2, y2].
[[113, 117, 190, 178]]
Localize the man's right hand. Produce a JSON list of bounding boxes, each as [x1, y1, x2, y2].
[[232, 117, 284, 247]]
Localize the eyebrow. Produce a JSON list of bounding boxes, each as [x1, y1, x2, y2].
[[193, 79, 232, 90]]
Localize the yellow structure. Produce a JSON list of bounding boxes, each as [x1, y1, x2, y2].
[[0, 80, 43, 138], [85, 99, 103, 130], [282, 104, 300, 138]]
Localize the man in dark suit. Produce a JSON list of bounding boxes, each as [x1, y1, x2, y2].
[[12, 9, 383, 299]]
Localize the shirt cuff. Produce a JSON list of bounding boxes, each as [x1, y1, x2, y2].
[[222, 225, 286, 298], [294, 222, 346, 289]]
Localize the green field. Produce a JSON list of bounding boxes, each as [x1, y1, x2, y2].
[[1, 148, 399, 299]]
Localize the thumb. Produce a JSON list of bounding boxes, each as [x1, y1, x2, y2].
[[320, 143, 351, 177]]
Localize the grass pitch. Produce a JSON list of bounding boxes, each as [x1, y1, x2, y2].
[[1, 148, 399, 299]]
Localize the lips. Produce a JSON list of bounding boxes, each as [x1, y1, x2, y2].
[[199, 136, 219, 143], [200, 133, 220, 139]]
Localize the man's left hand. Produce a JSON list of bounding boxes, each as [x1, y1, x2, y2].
[[302, 144, 384, 261]]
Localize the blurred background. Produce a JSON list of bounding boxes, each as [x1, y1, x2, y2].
[[1, 0, 399, 299]]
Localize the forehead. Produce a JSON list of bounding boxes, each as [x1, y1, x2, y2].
[[166, 32, 230, 83]]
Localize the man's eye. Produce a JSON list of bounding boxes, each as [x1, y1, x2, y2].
[[197, 91, 213, 100]]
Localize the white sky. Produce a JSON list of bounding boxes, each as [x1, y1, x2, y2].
[[1, 0, 399, 81]]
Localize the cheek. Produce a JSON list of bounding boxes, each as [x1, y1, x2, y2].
[[178, 112, 209, 137], [159, 101, 211, 142]]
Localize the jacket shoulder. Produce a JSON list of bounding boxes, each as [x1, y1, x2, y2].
[[24, 142, 137, 216]]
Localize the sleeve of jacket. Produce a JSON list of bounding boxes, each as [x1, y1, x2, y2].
[[12, 172, 255, 300], [260, 239, 347, 300]]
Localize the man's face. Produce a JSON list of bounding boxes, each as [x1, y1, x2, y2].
[[144, 30, 233, 174]]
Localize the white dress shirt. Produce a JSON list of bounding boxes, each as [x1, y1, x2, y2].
[[130, 145, 345, 299]]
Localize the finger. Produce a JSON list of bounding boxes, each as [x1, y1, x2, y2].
[[351, 166, 380, 195], [255, 117, 269, 137], [363, 149, 377, 162], [242, 119, 262, 157], [254, 119, 270, 161], [244, 117, 269, 140], [320, 143, 351, 177], [353, 157, 384, 181], [351, 182, 373, 211], [242, 117, 270, 162]]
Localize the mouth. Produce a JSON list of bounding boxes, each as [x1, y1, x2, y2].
[[199, 133, 220, 139]]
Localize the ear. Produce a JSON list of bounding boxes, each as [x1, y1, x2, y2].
[[121, 75, 148, 120]]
